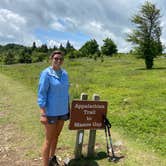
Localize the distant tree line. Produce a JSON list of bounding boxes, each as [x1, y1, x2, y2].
[[0, 2, 164, 69], [0, 38, 117, 65]]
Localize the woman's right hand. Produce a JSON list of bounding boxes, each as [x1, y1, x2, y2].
[[40, 116, 48, 125]]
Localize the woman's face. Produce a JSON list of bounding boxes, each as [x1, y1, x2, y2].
[[52, 53, 64, 70]]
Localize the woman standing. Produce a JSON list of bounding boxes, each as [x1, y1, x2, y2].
[[38, 50, 70, 166]]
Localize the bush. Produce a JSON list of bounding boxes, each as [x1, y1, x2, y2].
[[3, 51, 16, 64], [31, 52, 47, 63], [67, 50, 83, 59]]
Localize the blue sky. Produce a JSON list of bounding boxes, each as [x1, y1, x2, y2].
[[34, 28, 90, 47], [0, 0, 166, 52]]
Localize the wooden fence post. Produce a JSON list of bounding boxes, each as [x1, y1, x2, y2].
[[87, 94, 100, 157], [74, 93, 88, 159]]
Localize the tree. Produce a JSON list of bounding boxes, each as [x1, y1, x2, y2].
[[79, 39, 99, 57], [59, 44, 66, 54], [32, 42, 37, 50], [53, 45, 58, 50], [67, 50, 83, 59], [3, 51, 15, 64], [65, 40, 75, 54], [127, 1, 163, 69], [31, 51, 46, 63], [18, 48, 32, 63], [101, 38, 117, 56], [39, 44, 48, 53]]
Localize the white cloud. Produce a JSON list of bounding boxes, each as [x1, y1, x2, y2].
[[34, 40, 42, 47], [69, 19, 117, 48], [0, 9, 26, 33], [50, 21, 65, 31], [0, 8, 39, 46], [0, 8, 26, 24], [47, 39, 61, 48], [0, 0, 166, 52]]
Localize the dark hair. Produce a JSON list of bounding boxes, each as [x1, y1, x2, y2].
[[50, 50, 64, 59]]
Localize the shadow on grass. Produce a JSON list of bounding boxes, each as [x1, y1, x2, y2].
[[67, 158, 99, 166], [66, 151, 124, 166], [136, 67, 166, 70], [66, 151, 107, 166]]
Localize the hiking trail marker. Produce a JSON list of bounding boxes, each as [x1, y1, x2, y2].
[[69, 100, 107, 130], [69, 93, 108, 158]]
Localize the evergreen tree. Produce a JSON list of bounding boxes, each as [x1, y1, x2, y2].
[[40, 44, 48, 53], [3, 51, 15, 64], [18, 48, 32, 63], [32, 41, 37, 50], [127, 1, 163, 69], [79, 39, 99, 57], [66, 40, 75, 54], [101, 38, 117, 56], [53, 45, 58, 50], [59, 44, 66, 54]]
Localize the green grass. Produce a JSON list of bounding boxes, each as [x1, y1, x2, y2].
[[0, 55, 166, 165]]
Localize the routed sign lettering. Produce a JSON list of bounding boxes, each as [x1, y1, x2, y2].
[[69, 100, 107, 130]]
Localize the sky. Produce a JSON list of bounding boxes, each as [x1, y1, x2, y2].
[[0, 0, 166, 52]]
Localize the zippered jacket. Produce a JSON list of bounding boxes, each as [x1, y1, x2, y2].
[[38, 67, 69, 116]]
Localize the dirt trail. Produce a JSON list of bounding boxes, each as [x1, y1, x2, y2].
[[0, 124, 41, 166], [0, 73, 41, 166]]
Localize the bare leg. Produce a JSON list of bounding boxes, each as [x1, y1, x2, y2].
[[42, 124, 57, 166], [49, 120, 65, 157]]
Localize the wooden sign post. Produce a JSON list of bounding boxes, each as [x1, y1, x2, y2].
[[87, 94, 100, 157], [74, 93, 88, 159], [69, 94, 107, 158]]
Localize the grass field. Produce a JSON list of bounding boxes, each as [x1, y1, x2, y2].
[[0, 54, 166, 165]]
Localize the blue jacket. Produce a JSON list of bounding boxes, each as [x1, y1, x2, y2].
[[38, 67, 69, 116]]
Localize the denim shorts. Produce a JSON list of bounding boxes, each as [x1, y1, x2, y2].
[[47, 113, 69, 124]]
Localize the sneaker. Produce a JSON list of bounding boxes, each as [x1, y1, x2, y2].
[[63, 157, 70, 166], [49, 155, 60, 166], [48, 158, 54, 166]]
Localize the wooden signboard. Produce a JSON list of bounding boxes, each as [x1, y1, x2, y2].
[[69, 100, 108, 130]]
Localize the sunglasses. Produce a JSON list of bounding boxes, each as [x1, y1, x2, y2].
[[53, 57, 64, 61]]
